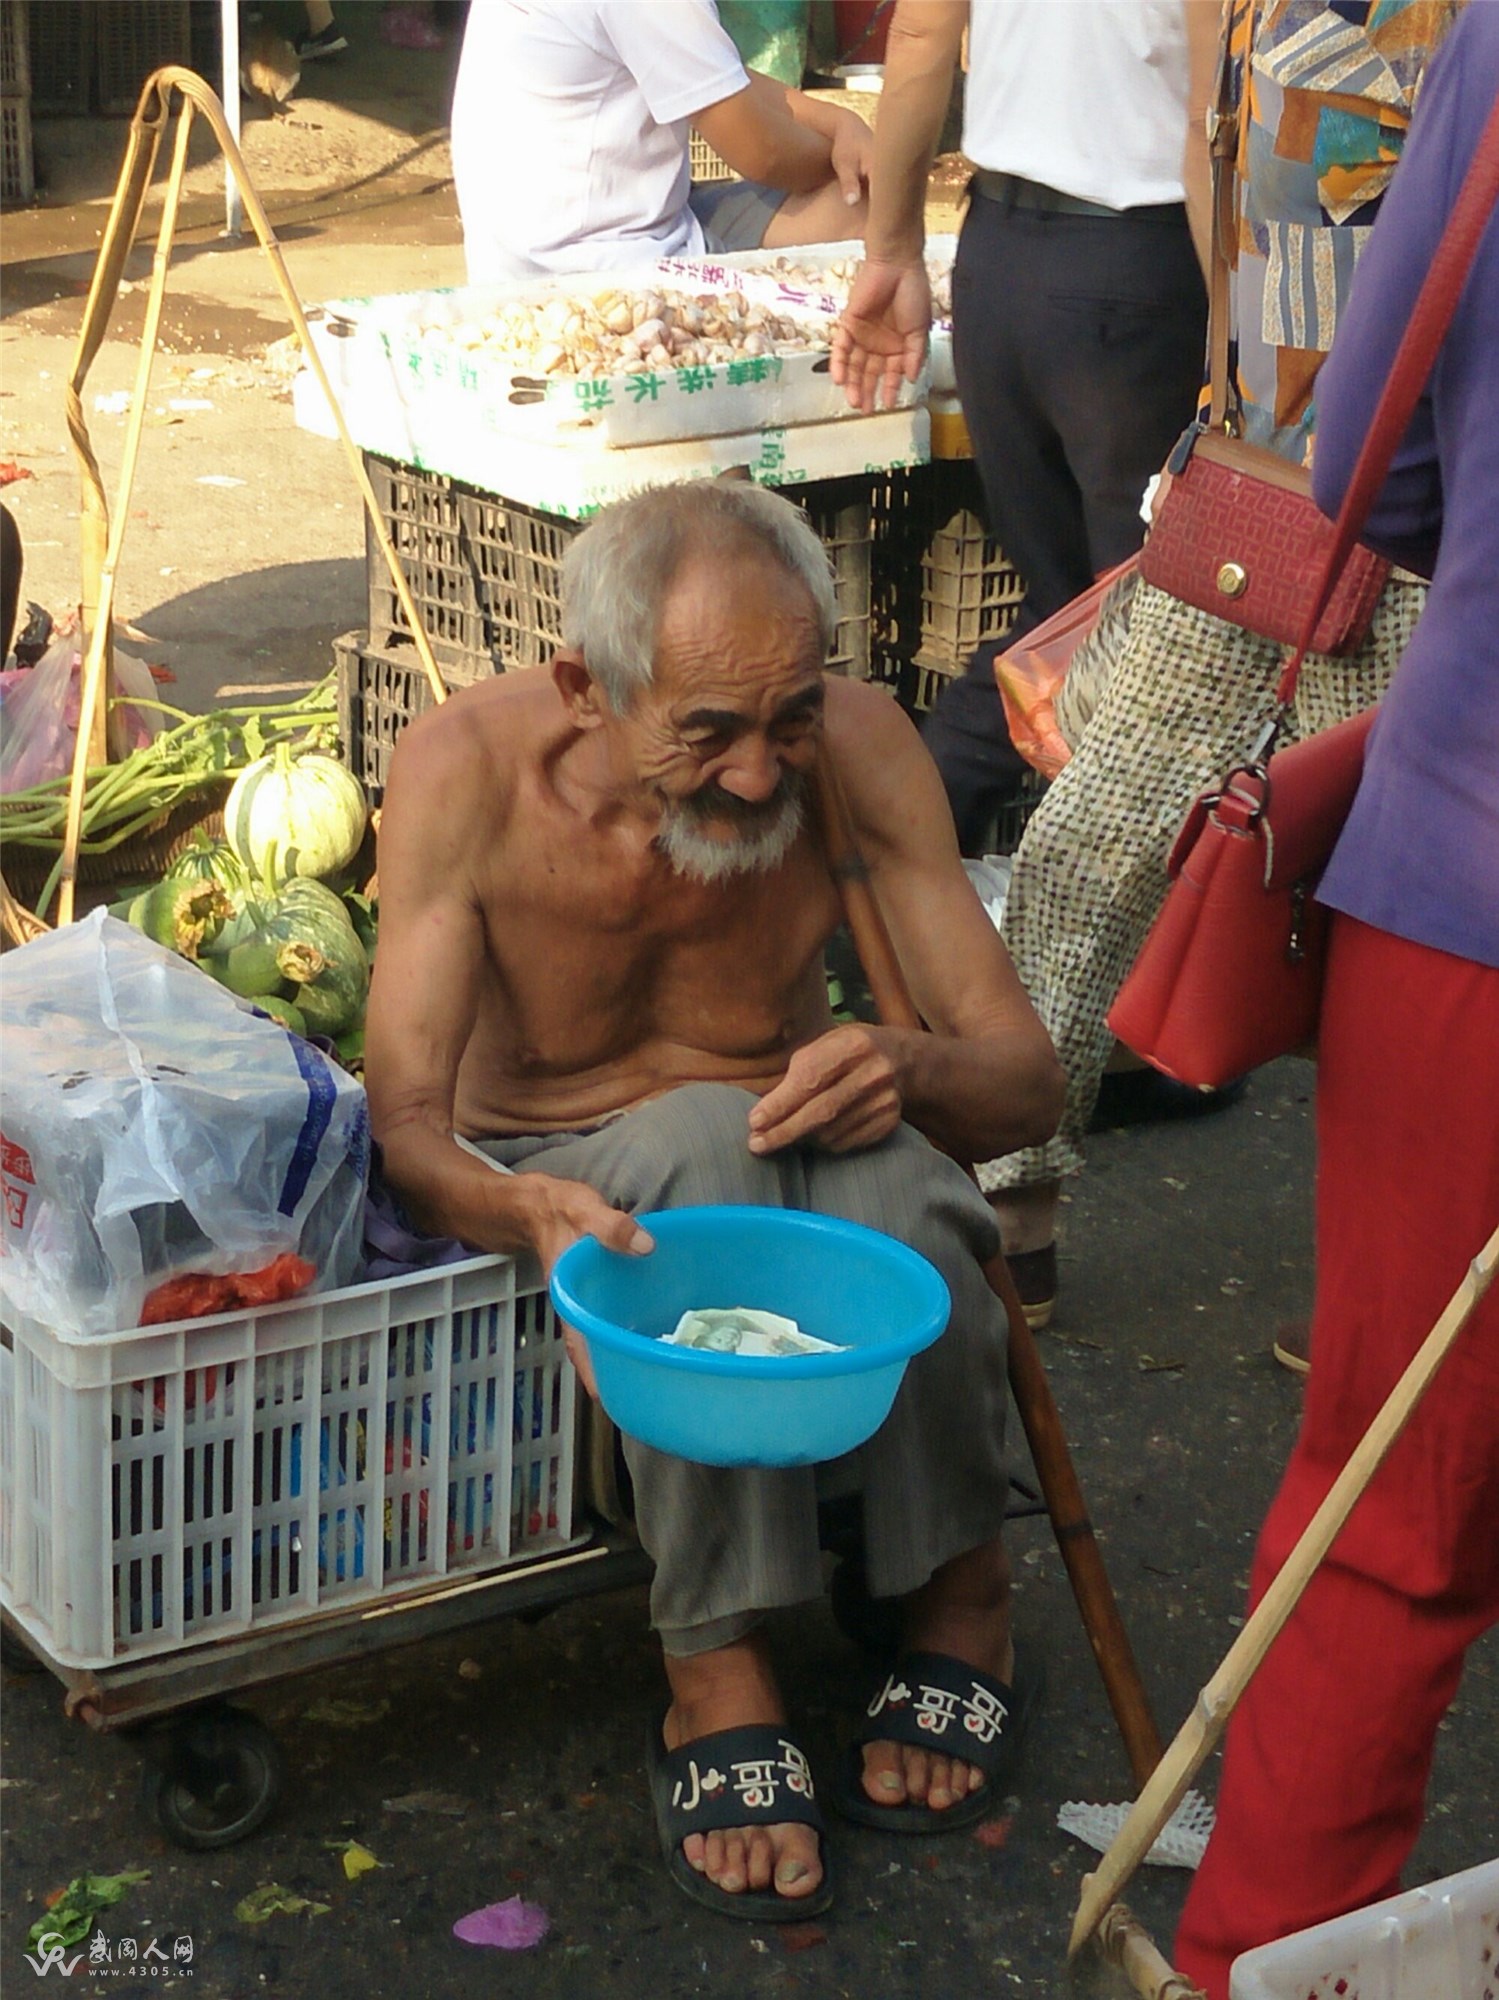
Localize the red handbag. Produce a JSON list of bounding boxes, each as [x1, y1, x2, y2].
[[1109, 90, 1499, 1090]]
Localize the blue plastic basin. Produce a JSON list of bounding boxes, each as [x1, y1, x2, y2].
[[549, 1204, 951, 1467]]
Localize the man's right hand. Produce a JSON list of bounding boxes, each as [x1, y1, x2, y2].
[[830, 257, 932, 412], [520, 1173, 655, 1402]]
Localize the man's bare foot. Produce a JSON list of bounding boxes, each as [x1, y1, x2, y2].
[[663, 1631, 824, 1903], [859, 1537, 1015, 1814]]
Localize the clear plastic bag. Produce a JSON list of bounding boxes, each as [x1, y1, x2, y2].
[[0, 635, 162, 794], [0, 912, 370, 1336]]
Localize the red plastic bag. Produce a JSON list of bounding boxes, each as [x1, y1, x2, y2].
[[140, 1252, 316, 1326], [994, 556, 1137, 780]]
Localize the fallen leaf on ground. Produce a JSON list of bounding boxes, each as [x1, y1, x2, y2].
[[303, 1696, 391, 1728], [29, 1873, 150, 1952], [0, 461, 34, 484], [323, 1840, 382, 1881], [147, 665, 176, 683], [973, 1814, 1014, 1849], [235, 1885, 331, 1924], [452, 1896, 550, 1950], [776, 1922, 828, 1952], [382, 1790, 468, 1817]]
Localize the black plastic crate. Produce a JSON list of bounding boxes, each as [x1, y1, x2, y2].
[[27, 0, 89, 114], [2, 0, 29, 98], [873, 460, 1025, 689], [335, 630, 497, 797], [2, 93, 32, 207], [363, 454, 877, 683], [93, 0, 190, 115]]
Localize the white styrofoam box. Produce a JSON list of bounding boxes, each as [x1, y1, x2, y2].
[[296, 351, 927, 518], [0, 1255, 582, 1669], [299, 266, 924, 455], [1229, 1859, 1499, 2000]]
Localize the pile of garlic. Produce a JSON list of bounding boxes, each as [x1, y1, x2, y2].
[[747, 252, 955, 320], [427, 284, 827, 379]]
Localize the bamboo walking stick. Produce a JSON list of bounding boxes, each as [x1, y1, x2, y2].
[[812, 755, 1165, 1789], [1067, 1216, 1499, 1960], [57, 66, 450, 926]]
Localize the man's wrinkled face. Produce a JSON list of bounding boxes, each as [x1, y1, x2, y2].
[[621, 554, 827, 884]]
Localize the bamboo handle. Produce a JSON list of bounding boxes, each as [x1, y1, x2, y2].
[[1068, 1217, 1499, 1959], [812, 755, 1164, 1789], [57, 66, 450, 923], [1095, 1902, 1207, 2000]]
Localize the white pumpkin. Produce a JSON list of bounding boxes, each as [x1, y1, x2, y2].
[[225, 746, 367, 885]]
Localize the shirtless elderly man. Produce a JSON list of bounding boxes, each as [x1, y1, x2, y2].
[[366, 483, 1063, 1920]]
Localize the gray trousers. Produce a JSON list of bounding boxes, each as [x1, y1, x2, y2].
[[482, 1084, 1010, 1656]]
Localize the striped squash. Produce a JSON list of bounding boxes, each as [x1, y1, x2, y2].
[[225, 746, 367, 885]]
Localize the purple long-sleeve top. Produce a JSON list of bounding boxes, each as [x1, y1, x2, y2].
[[1311, 3, 1499, 972]]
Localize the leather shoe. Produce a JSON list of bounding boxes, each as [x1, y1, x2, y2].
[[1091, 1069, 1248, 1132]]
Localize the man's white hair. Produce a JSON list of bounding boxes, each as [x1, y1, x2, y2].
[[560, 482, 838, 712]]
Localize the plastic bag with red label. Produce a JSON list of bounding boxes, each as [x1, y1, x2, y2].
[[0, 912, 368, 1337]]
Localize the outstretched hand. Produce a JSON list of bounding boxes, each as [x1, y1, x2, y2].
[[830, 258, 932, 413], [747, 1025, 906, 1156], [523, 1173, 655, 1401]]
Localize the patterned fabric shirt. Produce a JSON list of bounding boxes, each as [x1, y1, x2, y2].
[[1223, 0, 1463, 463]]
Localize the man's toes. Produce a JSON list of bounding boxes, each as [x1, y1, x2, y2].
[[922, 1751, 955, 1808], [861, 1738, 909, 1805], [773, 1821, 822, 1898], [745, 1826, 777, 1893], [702, 1827, 747, 1892]]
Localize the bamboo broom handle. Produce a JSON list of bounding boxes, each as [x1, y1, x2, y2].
[[58, 98, 196, 925], [1095, 1903, 1207, 2000], [812, 753, 1164, 1789], [64, 77, 170, 762], [1068, 1217, 1499, 1960], [135, 70, 450, 713], [57, 67, 450, 924]]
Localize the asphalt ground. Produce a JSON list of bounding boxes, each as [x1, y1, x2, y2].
[[5, 1061, 1496, 1999]]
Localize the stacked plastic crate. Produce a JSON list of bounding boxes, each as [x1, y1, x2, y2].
[[1, 0, 33, 209]]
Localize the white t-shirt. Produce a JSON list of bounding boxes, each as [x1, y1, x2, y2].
[[963, 0, 1189, 211], [451, 0, 750, 281]]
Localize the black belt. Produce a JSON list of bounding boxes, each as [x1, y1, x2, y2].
[[970, 169, 1174, 220]]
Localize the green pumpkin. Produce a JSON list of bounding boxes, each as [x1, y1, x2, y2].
[[166, 832, 251, 896], [251, 878, 369, 1038], [225, 743, 368, 886], [247, 993, 309, 1036], [130, 878, 235, 961]]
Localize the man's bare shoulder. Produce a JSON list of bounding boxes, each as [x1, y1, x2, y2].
[[386, 668, 560, 797], [821, 676, 940, 825]]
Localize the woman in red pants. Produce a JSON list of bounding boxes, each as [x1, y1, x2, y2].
[[1175, 10, 1499, 1994]]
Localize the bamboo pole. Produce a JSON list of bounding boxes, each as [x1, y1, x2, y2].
[[1094, 1903, 1207, 2000], [59, 103, 195, 925], [1067, 1218, 1499, 1960], [812, 754, 1165, 1790], [55, 67, 450, 924]]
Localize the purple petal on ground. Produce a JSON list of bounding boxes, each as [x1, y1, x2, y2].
[[452, 1896, 550, 1950]]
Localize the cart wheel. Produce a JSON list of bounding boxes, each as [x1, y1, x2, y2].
[[140, 1705, 284, 1851], [830, 1556, 902, 1664], [0, 1623, 44, 1673]]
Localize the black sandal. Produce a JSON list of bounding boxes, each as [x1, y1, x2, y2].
[[647, 1712, 834, 1921], [831, 1646, 1040, 1833]]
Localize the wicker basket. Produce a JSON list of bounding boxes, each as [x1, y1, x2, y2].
[[0, 783, 230, 925]]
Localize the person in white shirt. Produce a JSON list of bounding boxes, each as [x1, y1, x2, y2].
[[451, 0, 875, 283], [831, 0, 1215, 1325]]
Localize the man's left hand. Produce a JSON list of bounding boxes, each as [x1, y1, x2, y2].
[[747, 1025, 905, 1156]]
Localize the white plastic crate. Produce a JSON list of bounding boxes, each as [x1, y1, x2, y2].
[[0, 1256, 582, 1670], [1229, 1858, 1499, 2000]]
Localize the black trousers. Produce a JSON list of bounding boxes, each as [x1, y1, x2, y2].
[[922, 187, 1206, 854]]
